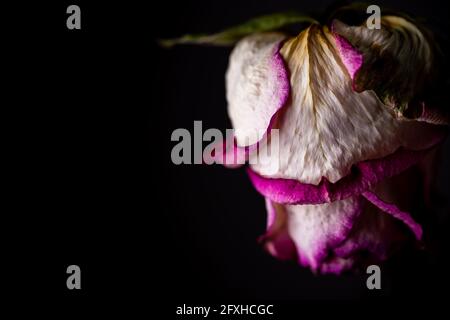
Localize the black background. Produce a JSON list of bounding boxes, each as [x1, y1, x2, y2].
[[5, 0, 450, 316]]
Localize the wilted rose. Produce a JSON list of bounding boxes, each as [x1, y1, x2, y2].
[[166, 11, 449, 274]]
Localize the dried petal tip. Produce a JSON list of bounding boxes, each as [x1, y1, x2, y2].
[[331, 17, 449, 124]]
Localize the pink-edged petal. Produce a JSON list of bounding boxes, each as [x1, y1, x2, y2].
[[247, 145, 438, 205], [332, 198, 413, 265], [262, 196, 363, 271], [332, 32, 363, 81], [286, 196, 363, 270], [322, 166, 425, 273], [226, 32, 290, 147], [362, 191, 422, 240], [260, 179, 423, 274], [261, 196, 418, 274]]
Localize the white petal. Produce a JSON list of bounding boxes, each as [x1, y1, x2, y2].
[[276, 196, 363, 269], [226, 32, 289, 147]]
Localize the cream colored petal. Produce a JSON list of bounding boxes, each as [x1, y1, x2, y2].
[[226, 32, 289, 147], [272, 196, 362, 270]]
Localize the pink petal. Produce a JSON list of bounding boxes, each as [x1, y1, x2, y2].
[[262, 196, 364, 270], [247, 145, 438, 205], [332, 32, 363, 81], [331, 197, 413, 266], [362, 191, 422, 240]]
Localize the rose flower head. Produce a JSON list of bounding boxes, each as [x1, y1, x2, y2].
[[164, 8, 449, 274]]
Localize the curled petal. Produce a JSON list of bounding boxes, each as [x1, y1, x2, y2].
[[362, 191, 422, 240], [262, 196, 363, 271], [247, 144, 441, 205], [262, 194, 415, 274], [226, 33, 290, 147], [329, 199, 412, 272], [208, 32, 291, 167], [332, 17, 449, 124], [261, 187, 423, 273], [331, 17, 432, 94]]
